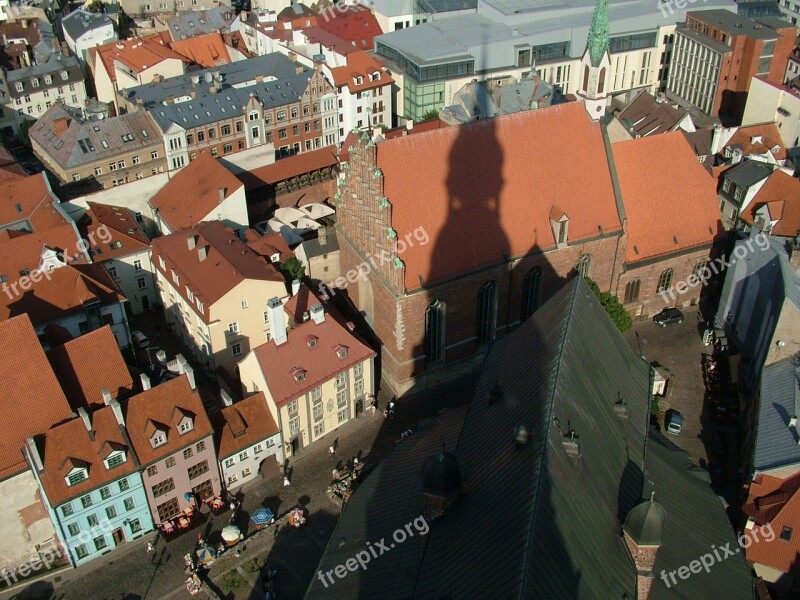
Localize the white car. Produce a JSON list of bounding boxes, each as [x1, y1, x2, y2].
[[131, 331, 150, 348]]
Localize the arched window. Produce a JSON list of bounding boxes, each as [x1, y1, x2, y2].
[[692, 260, 707, 279], [425, 299, 446, 364], [576, 254, 592, 279], [657, 268, 674, 293], [476, 281, 498, 345], [521, 267, 543, 320], [598, 68, 606, 94], [583, 66, 589, 92], [624, 278, 641, 303]]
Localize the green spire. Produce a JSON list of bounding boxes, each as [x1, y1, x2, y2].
[[586, 0, 609, 68]]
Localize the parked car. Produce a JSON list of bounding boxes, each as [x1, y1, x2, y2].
[[131, 331, 150, 348], [653, 308, 684, 327], [666, 410, 684, 435]]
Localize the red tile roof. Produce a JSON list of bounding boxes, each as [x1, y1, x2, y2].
[[724, 123, 787, 161], [33, 405, 139, 507], [0, 223, 86, 283], [0, 314, 73, 480], [330, 50, 393, 93], [740, 170, 800, 236], [375, 103, 623, 290], [0, 173, 66, 232], [149, 151, 244, 231], [91, 35, 189, 83], [252, 302, 375, 408], [236, 146, 338, 190], [215, 392, 278, 460], [169, 32, 232, 68], [82, 202, 150, 260], [123, 375, 214, 467], [151, 221, 285, 320], [0, 262, 125, 325], [743, 472, 800, 573], [611, 132, 722, 263], [245, 229, 292, 262], [47, 325, 133, 410], [312, 5, 382, 51], [300, 27, 360, 55]]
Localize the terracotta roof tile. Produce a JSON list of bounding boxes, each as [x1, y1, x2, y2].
[[33, 405, 139, 506], [82, 202, 150, 260], [123, 375, 214, 467], [47, 325, 133, 410], [313, 5, 382, 51], [0, 223, 86, 283], [236, 146, 337, 190], [0, 172, 65, 232], [252, 303, 375, 408], [744, 472, 800, 573], [330, 51, 393, 93], [92, 35, 189, 83], [149, 151, 244, 231], [151, 221, 285, 317], [611, 132, 722, 263], [740, 170, 800, 236], [169, 32, 232, 68], [245, 229, 292, 262], [0, 314, 73, 480], [214, 392, 278, 459], [724, 123, 787, 161], [376, 103, 622, 290], [300, 27, 360, 55]]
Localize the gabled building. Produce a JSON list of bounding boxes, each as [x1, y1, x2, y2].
[[46, 325, 134, 410], [80, 202, 156, 315], [215, 391, 281, 489], [30, 103, 167, 189], [23, 402, 154, 567], [150, 221, 288, 381], [148, 150, 247, 236], [238, 290, 376, 457], [123, 372, 221, 524], [738, 170, 800, 240], [158, 7, 240, 41], [312, 4, 382, 52], [61, 9, 116, 68], [329, 50, 393, 134], [0, 17, 56, 71], [718, 160, 774, 225], [616, 90, 695, 137], [742, 77, 800, 149], [0, 314, 75, 573]]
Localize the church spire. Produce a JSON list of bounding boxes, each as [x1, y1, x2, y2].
[[586, 0, 609, 68]]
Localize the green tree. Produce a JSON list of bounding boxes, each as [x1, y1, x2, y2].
[[279, 257, 306, 283], [420, 109, 439, 121], [584, 277, 632, 333]]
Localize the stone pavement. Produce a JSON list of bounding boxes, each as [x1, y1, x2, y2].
[[2, 374, 476, 600]]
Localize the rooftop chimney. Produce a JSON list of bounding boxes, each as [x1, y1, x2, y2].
[[220, 388, 234, 407], [101, 388, 113, 406], [318, 226, 327, 245], [109, 398, 125, 427], [78, 407, 94, 440], [198, 245, 209, 261], [310, 302, 325, 324], [291, 279, 301, 296], [218, 188, 226, 204], [140, 372, 151, 391], [187, 234, 198, 250], [267, 297, 288, 345], [26, 438, 43, 472], [176, 354, 196, 390], [422, 451, 462, 520]]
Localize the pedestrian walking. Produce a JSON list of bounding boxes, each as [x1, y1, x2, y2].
[[283, 476, 291, 487], [332, 468, 340, 480], [329, 445, 335, 458], [147, 541, 155, 554]]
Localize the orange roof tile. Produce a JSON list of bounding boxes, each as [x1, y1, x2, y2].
[[245, 229, 292, 262], [149, 151, 244, 231], [92, 35, 189, 83], [0, 223, 86, 283], [123, 375, 214, 467], [330, 51, 393, 93], [83, 202, 150, 260], [0, 314, 73, 480], [215, 392, 278, 459], [313, 5, 382, 51], [169, 32, 231, 68], [33, 405, 139, 506], [611, 132, 722, 263], [724, 123, 787, 161], [375, 103, 623, 291], [744, 472, 800, 573], [252, 304, 375, 408], [236, 146, 338, 190], [151, 221, 285, 319], [0, 263, 125, 325], [740, 170, 800, 237], [47, 325, 133, 410], [0, 172, 66, 232]]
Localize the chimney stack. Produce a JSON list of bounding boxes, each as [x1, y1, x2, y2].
[[220, 388, 234, 407], [140, 372, 151, 391], [267, 297, 288, 345], [622, 494, 666, 600], [110, 398, 125, 427], [176, 354, 196, 390], [25, 438, 44, 472], [291, 279, 301, 296], [218, 188, 225, 204], [101, 388, 113, 405], [318, 226, 327, 245], [78, 407, 93, 440], [310, 302, 325, 324]]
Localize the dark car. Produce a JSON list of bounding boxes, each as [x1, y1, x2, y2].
[[653, 308, 684, 327]]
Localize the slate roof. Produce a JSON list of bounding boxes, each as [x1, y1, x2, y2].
[[123, 53, 313, 131], [374, 102, 623, 291], [164, 7, 238, 42], [0, 314, 73, 480], [683, 128, 714, 170], [754, 357, 800, 473], [30, 103, 163, 170], [618, 91, 688, 137], [306, 276, 652, 599], [688, 9, 784, 39], [61, 9, 113, 42], [4, 53, 83, 100], [645, 430, 754, 599], [300, 228, 338, 259], [723, 160, 774, 190]]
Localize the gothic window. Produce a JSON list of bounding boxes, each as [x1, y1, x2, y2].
[[576, 254, 592, 279], [476, 281, 498, 345], [425, 300, 446, 364], [624, 278, 641, 303], [657, 268, 674, 293], [521, 267, 543, 320]]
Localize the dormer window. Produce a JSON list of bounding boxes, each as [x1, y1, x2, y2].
[[335, 344, 348, 359], [307, 336, 318, 349], [66, 468, 88, 486], [15, 82, 22, 92], [549, 206, 569, 248], [152, 433, 167, 448], [31, 78, 39, 87], [179, 420, 193, 434], [61, 71, 68, 80], [354, 76, 363, 85], [271, 253, 280, 263], [371, 71, 380, 81], [292, 368, 306, 382]]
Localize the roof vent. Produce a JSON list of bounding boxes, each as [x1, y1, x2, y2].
[[562, 430, 581, 459], [790, 415, 798, 428], [614, 397, 630, 422]]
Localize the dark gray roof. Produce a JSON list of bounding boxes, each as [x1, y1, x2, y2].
[[623, 496, 667, 546], [754, 357, 800, 473], [61, 9, 113, 42], [165, 7, 237, 41], [301, 229, 338, 259], [687, 9, 782, 39], [618, 91, 687, 136], [124, 53, 313, 131], [4, 54, 83, 100], [645, 430, 754, 600], [724, 160, 774, 190], [306, 276, 653, 599]]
